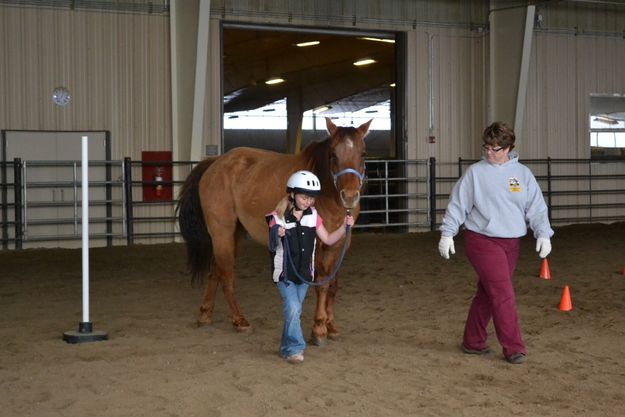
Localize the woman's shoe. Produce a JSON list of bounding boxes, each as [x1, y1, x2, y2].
[[505, 352, 527, 364], [462, 345, 492, 355]]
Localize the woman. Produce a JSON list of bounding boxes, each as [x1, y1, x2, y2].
[[266, 170, 354, 364], [438, 122, 554, 364]]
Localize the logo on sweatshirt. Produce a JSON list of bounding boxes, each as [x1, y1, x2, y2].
[[508, 177, 521, 192]]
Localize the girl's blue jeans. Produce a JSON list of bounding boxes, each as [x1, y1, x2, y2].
[[277, 280, 309, 358]]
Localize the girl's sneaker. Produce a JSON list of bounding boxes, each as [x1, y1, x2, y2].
[[286, 352, 304, 364]]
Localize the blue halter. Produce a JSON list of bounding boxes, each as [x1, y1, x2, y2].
[[332, 168, 365, 190]]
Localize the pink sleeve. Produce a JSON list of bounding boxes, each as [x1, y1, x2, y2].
[[316, 214, 323, 228], [266, 212, 277, 228]]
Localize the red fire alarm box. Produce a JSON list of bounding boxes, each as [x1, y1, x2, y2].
[[142, 151, 173, 201]]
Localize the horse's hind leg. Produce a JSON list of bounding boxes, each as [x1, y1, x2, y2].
[[211, 229, 251, 332], [198, 263, 220, 326]]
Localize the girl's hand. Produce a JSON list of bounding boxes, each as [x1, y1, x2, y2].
[[345, 215, 355, 227], [278, 227, 285, 237]]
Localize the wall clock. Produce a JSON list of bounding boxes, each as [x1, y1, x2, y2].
[[52, 87, 71, 106]]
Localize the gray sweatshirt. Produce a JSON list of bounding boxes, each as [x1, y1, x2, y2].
[[440, 152, 554, 239]]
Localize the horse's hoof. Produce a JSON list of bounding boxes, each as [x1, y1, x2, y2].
[[197, 319, 213, 327], [327, 332, 340, 341], [236, 324, 253, 333], [232, 317, 252, 333], [310, 334, 327, 347], [326, 322, 340, 340]]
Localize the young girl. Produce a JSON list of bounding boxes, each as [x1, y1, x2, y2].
[[266, 170, 354, 364]]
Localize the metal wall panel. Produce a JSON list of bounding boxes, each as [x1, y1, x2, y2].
[[0, 0, 169, 14], [404, 26, 486, 230], [524, 31, 625, 160], [537, 1, 625, 34], [522, 29, 625, 224], [409, 27, 487, 163], [0, 5, 171, 161], [212, 0, 489, 30]]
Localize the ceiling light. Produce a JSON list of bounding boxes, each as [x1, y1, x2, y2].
[[296, 41, 320, 47], [389, 82, 396, 88], [593, 116, 618, 125], [360, 37, 395, 44], [313, 105, 331, 114], [265, 77, 285, 85], [353, 58, 376, 67]]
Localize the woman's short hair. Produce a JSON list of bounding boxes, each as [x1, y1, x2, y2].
[[483, 121, 515, 150]]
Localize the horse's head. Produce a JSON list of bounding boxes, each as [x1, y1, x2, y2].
[[325, 117, 371, 210]]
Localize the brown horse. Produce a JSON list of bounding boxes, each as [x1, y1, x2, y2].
[[177, 118, 370, 345]]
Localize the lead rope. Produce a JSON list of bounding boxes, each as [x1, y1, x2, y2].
[[281, 214, 351, 287]]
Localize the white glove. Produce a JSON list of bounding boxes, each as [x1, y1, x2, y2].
[[536, 237, 552, 258], [438, 235, 455, 259]]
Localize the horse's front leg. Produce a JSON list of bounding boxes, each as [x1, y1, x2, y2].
[[325, 277, 340, 339], [311, 283, 329, 346]]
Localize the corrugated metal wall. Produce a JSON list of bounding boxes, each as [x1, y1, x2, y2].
[[211, 0, 488, 29], [524, 33, 625, 160], [0, 5, 171, 161], [3, 0, 624, 162], [2, 0, 625, 246], [0, 4, 172, 246], [522, 29, 625, 224]]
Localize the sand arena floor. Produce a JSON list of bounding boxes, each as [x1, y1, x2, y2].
[[1, 223, 625, 416]]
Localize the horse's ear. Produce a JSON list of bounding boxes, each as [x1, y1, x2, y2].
[[325, 117, 338, 136], [357, 119, 373, 138]]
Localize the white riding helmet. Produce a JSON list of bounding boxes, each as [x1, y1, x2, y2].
[[286, 170, 321, 196]]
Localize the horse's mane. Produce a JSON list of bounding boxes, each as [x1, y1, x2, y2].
[[301, 138, 333, 190]]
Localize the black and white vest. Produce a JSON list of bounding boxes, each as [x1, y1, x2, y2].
[[266, 207, 320, 284]]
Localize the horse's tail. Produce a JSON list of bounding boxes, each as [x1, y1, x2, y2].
[[176, 158, 216, 284]]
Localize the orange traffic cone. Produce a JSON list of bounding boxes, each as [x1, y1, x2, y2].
[[539, 258, 552, 280], [559, 285, 573, 312]]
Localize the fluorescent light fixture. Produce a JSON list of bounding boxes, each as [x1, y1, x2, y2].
[[360, 37, 395, 44], [313, 105, 331, 114], [265, 77, 285, 85], [353, 58, 376, 67], [296, 41, 320, 47], [593, 116, 618, 125]]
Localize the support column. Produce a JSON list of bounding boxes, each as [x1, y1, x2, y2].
[[286, 88, 303, 154], [489, 1, 535, 146], [190, 0, 211, 161], [170, 0, 200, 165]]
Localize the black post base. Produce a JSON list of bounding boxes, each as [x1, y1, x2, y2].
[[63, 322, 108, 344]]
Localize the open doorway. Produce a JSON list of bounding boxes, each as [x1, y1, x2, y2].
[[222, 24, 402, 159], [589, 95, 625, 160]]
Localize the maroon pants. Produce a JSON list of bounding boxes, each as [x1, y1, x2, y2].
[[463, 230, 525, 357]]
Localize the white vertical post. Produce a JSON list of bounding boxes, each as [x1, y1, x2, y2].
[[63, 135, 108, 343], [81, 135, 90, 323]]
